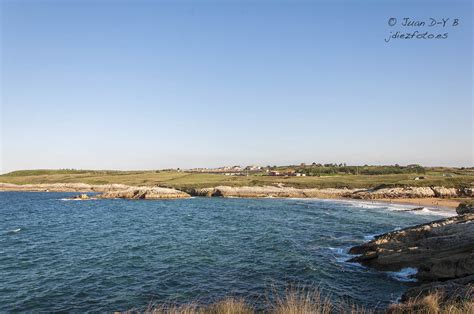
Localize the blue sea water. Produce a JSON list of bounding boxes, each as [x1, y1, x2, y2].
[[0, 192, 453, 311]]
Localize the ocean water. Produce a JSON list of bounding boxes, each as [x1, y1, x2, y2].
[[0, 192, 454, 311]]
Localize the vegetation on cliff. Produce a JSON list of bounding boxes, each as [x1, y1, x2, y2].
[[1, 167, 473, 190], [139, 288, 473, 313]]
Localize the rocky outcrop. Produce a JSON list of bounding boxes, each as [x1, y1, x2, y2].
[[348, 213, 474, 281], [189, 186, 358, 198], [352, 186, 437, 199], [456, 201, 474, 215], [98, 187, 190, 199], [431, 186, 458, 198], [0, 183, 189, 199], [351, 185, 473, 199], [349, 208, 474, 307], [194, 185, 474, 200], [2, 182, 473, 202], [0, 182, 131, 192], [72, 193, 90, 200]]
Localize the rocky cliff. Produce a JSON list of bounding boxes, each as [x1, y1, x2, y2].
[[349, 202, 474, 304], [0, 183, 190, 199], [189, 186, 357, 198], [0, 182, 132, 192], [189, 185, 473, 199], [349, 213, 474, 281], [1, 182, 472, 201], [352, 186, 472, 199], [97, 187, 190, 199]]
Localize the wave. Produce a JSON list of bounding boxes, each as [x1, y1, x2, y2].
[[364, 234, 378, 241], [328, 199, 455, 217], [328, 247, 363, 267], [386, 267, 418, 282]]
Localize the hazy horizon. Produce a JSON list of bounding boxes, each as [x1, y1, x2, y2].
[[2, 161, 472, 175], [1, 0, 473, 174]]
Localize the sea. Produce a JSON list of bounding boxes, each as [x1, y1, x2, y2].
[[0, 192, 454, 311]]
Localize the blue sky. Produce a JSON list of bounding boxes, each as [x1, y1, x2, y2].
[[1, 0, 472, 172]]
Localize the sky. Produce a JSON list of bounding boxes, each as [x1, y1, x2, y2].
[[0, 0, 472, 173]]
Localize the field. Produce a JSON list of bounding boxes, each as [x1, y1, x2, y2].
[[1, 167, 473, 190]]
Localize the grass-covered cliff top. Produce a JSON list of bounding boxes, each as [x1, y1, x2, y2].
[[1, 166, 473, 190]]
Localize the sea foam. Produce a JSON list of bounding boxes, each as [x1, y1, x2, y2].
[[386, 267, 418, 282]]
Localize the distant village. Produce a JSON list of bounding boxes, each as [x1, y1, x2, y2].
[[174, 163, 458, 178], [184, 165, 306, 177]]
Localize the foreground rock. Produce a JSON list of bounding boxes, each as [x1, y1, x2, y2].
[[348, 213, 474, 281], [98, 187, 190, 199], [349, 202, 474, 306]]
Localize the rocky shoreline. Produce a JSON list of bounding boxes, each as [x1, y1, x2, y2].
[[349, 201, 474, 306], [0, 183, 190, 199], [1, 183, 472, 203]]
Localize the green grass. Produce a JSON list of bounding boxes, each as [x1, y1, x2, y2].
[[1, 168, 473, 190]]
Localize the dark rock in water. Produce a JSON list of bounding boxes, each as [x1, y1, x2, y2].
[[399, 207, 424, 212], [348, 214, 474, 281], [456, 201, 474, 215], [72, 193, 90, 200], [401, 275, 474, 303]]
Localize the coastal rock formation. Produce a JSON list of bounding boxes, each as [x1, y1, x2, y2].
[[0, 182, 131, 192], [189, 186, 357, 198], [456, 201, 474, 215], [431, 186, 458, 198], [458, 186, 473, 197], [352, 186, 436, 199], [195, 185, 474, 200], [72, 193, 90, 200], [401, 275, 474, 303], [0, 183, 189, 199], [352, 185, 473, 199], [2, 182, 473, 203], [348, 213, 474, 281], [98, 187, 190, 199], [349, 207, 474, 306]]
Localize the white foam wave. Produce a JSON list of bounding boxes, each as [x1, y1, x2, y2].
[[386, 267, 418, 282], [326, 199, 455, 217], [328, 247, 362, 266], [364, 234, 378, 241]]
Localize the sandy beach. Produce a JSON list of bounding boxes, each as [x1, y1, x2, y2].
[[377, 197, 464, 209]]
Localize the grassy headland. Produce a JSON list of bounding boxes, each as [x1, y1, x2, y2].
[[1, 166, 473, 190]]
